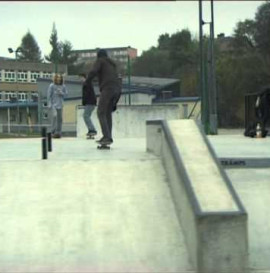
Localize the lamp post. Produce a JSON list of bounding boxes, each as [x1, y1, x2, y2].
[[198, 0, 206, 130], [198, 0, 217, 134], [8, 47, 22, 135], [127, 46, 131, 105]]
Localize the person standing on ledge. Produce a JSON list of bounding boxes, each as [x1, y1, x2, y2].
[[79, 73, 97, 138], [47, 74, 68, 138], [85, 49, 121, 145]]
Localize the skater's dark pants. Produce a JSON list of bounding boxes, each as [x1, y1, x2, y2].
[[98, 87, 120, 140]]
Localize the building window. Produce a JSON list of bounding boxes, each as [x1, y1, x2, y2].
[[18, 92, 27, 102], [31, 71, 40, 82], [43, 72, 52, 79], [0, 70, 2, 81], [17, 70, 28, 82], [5, 70, 16, 82], [0, 91, 3, 101], [5, 91, 17, 102]]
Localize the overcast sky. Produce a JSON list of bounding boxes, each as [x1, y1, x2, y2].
[[0, 1, 265, 59]]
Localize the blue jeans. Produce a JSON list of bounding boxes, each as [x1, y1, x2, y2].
[[51, 107, 63, 135], [83, 105, 96, 132]]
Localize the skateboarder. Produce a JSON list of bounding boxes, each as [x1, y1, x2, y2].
[[79, 73, 97, 138], [47, 74, 68, 138], [85, 49, 121, 146]]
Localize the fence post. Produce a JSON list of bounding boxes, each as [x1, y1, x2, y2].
[[41, 127, 47, 160], [47, 132, 52, 152]]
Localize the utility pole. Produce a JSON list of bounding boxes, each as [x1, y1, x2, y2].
[[127, 46, 131, 105], [198, 0, 217, 134], [210, 0, 218, 134], [8, 47, 22, 135], [199, 0, 206, 130]]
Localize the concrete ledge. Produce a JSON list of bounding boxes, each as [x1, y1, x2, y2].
[[76, 104, 180, 138], [146, 119, 248, 273]]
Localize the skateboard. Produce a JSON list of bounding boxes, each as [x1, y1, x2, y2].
[[97, 143, 111, 150], [87, 133, 96, 140]]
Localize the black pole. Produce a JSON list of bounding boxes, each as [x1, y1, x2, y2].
[[210, 0, 218, 134], [47, 132, 52, 152], [199, 0, 205, 128], [41, 127, 47, 159]]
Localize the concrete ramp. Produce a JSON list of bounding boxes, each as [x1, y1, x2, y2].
[[147, 119, 248, 273], [0, 139, 193, 272]]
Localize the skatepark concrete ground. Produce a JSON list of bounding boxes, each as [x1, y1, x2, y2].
[[0, 130, 269, 272], [208, 133, 270, 273]]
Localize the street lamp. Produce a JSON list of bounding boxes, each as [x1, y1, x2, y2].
[[198, 0, 217, 135], [127, 46, 131, 105], [8, 47, 22, 134]]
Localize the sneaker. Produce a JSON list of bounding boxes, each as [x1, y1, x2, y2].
[[52, 133, 61, 138], [96, 137, 113, 144], [89, 130, 97, 136], [96, 137, 105, 143], [87, 130, 97, 136], [100, 138, 113, 145]]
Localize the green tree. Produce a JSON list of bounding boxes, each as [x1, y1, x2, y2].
[[45, 23, 61, 64], [59, 40, 77, 66], [157, 33, 170, 50], [132, 47, 172, 77], [254, 1, 270, 57], [233, 19, 256, 52], [132, 29, 199, 96], [17, 31, 42, 62]]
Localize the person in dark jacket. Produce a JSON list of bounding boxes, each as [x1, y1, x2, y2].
[[79, 73, 97, 137], [256, 85, 270, 132], [85, 49, 121, 145]]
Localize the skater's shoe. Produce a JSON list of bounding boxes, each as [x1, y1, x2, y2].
[[96, 137, 113, 144], [100, 138, 113, 145], [87, 130, 97, 137], [52, 133, 61, 139], [96, 137, 105, 143]]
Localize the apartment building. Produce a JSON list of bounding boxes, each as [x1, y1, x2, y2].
[[0, 59, 67, 103], [71, 46, 137, 67], [0, 58, 67, 133]]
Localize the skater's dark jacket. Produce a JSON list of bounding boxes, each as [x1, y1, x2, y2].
[[85, 52, 120, 92], [82, 82, 97, 106]]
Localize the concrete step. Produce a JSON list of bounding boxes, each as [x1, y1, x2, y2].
[[0, 155, 193, 272]]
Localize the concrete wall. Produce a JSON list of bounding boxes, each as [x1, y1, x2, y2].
[[146, 119, 248, 273], [118, 93, 155, 105], [77, 105, 180, 138], [154, 100, 201, 120]]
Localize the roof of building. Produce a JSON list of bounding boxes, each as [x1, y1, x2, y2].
[[0, 59, 67, 72], [71, 47, 137, 53], [122, 76, 180, 90], [153, 96, 200, 103], [0, 56, 13, 61], [38, 75, 180, 91], [0, 101, 38, 108]]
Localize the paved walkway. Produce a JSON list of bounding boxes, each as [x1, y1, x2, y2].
[[208, 134, 270, 273], [0, 138, 193, 273], [0, 134, 270, 272]]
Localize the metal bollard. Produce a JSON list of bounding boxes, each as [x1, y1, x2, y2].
[[47, 132, 52, 152], [41, 127, 47, 160]]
